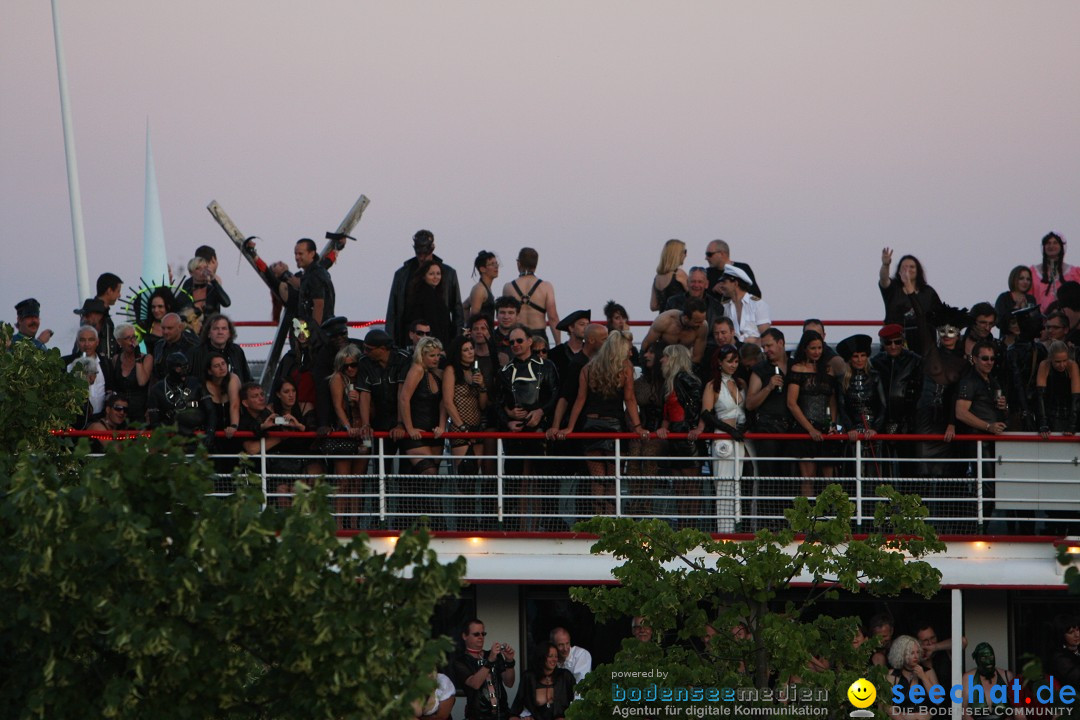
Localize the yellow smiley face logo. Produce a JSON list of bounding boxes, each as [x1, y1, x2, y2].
[[847, 678, 876, 708]]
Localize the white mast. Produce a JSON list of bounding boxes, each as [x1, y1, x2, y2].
[[142, 122, 169, 285], [50, 0, 91, 302]]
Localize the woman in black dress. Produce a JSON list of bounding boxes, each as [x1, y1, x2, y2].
[[396, 336, 446, 471], [405, 261, 454, 346], [879, 248, 942, 355], [785, 330, 838, 498], [465, 250, 499, 324], [394, 337, 446, 526], [995, 265, 1038, 339], [562, 330, 648, 514], [138, 286, 177, 356], [109, 323, 150, 425], [509, 642, 575, 720], [649, 239, 689, 312], [1036, 341, 1080, 436]]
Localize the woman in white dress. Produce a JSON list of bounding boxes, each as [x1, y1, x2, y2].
[[690, 344, 749, 531]]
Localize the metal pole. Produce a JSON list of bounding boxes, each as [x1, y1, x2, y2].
[[614, 436, 623, 518], [855, 439, 863, 527], [976, 440, 985, 528], [496, 438, 505, 526], [259, 437, 268, 509], [951, 588, 963, 719], [50, 0, 90, 301], [377, 437, 387, 523]]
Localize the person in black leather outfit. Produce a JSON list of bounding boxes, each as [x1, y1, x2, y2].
[[871, 324, 922, 478], [496, 325, 559, 529], [657, 344, 704, 527], [837, 333, 885, 484], [1035, 341, 1079, 436], [145, 351, 215, 448]]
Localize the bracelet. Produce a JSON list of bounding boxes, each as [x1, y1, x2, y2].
[[985, 423, 991, 432], [477, 386, 488, 392], [504, 660, 516, 668], [228, 423, 238, 429]]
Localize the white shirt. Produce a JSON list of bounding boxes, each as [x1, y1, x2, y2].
[[714, 374, 745, 427], [559, 645, 592, 683], [69, 355, 106, 414], [420, 673, 455, 716], [724, 295, 771, 342]]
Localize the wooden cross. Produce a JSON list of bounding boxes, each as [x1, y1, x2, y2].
[[206, 194, 370, 389]]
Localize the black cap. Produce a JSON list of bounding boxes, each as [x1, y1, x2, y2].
[[555, 309, 591, 332], [166, 352, 189, 371], [15, 298, 40, 319], [321, 316, 349, 336], [836, 334, 872, 362], [74, 298, 108, 316], [363, 329, 392, 348]]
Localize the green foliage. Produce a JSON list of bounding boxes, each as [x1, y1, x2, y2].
[[568, 484, 945, 719], [1056, 545, 1080, 593], [0, 431, 465, 719], [0, 323, 84, 455]]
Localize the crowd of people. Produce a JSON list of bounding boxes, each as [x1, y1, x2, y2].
[[8, 229, 1080, 529], [415, 609, 1080, 719], [409, 620, 590, 720]]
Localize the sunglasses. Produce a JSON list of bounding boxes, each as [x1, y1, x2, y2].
[[977, 355, 996, 362], [414, 330, 430, 337], [705, 250, 720, 257], [883, 339, 905, 346], [470, 631, 488, 637], [111, 405, 129, 413], [343, 362, 359, 369], [510, 338, 527, 345], [535, 348, 548, 354]]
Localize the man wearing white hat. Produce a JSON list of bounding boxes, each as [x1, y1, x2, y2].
[[718, 265, 771, 344]]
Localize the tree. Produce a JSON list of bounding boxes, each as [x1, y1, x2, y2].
[[568, 484, 945, 719], [0, 324, 84, 454], [0, 323, 466, 719]]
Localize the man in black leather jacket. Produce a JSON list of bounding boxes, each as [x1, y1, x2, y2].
[[496, 325, 559, 530], [146, 352, 216, 448], [871, 324, 922, 435]]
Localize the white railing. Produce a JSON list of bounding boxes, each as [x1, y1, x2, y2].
[[66, 430, 1078, 535]]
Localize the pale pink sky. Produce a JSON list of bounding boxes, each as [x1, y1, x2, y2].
[[3, 1, 1079, 349]]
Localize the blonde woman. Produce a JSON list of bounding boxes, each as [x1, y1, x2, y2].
[[656, 344, 703, 525], [650, 239, 689, 312], [395, 336, 447, 470], [327, 344, 365, 525], [562, 331, 647, 513]]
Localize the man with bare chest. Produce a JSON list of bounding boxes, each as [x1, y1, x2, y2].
[[640, 297, 708, 365], [502, 247, 561, 344]]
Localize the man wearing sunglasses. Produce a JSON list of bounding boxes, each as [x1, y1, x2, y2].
[[451, 619, 516, 720], [955, 341, 1008, 437], [871, 324, 922, 439], [86, 392, 130, 448]]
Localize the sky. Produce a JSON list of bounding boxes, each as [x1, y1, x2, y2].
[[3, 1, 1080, 351]]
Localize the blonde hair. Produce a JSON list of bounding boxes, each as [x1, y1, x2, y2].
[[412, 336, 444, 365], [656, 239, 686, 275], [333, 344, 362, 373], [587, 331, 632, 396], [662, 344, 693, 396], [187, 257, 207, 274]]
